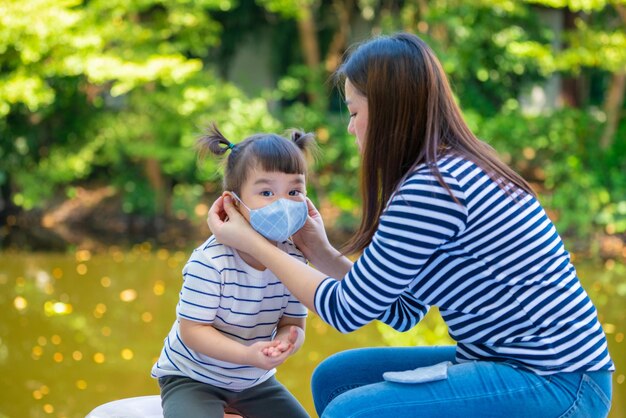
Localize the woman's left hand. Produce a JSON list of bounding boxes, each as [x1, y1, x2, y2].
[[292, 198, 334, 264], [207, 193, 261, 253]]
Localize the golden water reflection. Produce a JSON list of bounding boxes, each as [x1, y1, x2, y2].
[[0, 249, 624, 418]]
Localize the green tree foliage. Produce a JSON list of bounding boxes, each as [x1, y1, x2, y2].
[[1, 0, 625, 249], [263, 0, 626, 241], [0, 0, 279, 218]]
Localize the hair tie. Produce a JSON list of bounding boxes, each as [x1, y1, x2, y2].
[[228, 143, 235, 150]]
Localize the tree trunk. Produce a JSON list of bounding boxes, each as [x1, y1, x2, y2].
[[0, 174, 15, 230], [144, 157, 169, 234], [599, 4, 626, 149], [296, 2, 320, 103], [600, 72, 626, 149], [560, 9, 585, 107], [297, 5, 320, 68], [325, 0, 355, 72]]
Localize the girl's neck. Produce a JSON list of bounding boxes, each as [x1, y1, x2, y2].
[[237, 249, 267, 271]]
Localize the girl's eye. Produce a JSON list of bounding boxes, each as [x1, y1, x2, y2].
[[288, 190, 303, 196], [260, 191, 274, 197], [349, 112, 357, 119]]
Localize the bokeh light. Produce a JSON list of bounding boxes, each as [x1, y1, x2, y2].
[[119, 289, 137, 302], [14, 296, 27, 311], [2, 250, 623, 418]]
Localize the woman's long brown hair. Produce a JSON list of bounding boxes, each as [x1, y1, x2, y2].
[[336, 33, 535, 255]]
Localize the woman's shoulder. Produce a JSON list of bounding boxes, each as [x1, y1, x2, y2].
[[408, 155, 473, 176], [400, 156, 467, 192], [403, 155, 489, 192]]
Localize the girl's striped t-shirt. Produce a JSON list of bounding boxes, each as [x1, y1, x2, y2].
[[314, 156, 614, 375], [152, 237, 308, 391]]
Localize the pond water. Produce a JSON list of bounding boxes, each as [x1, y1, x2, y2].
[[0, 246, 624, 418]]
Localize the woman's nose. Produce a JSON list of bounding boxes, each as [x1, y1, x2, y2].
[[347, 120, 355, 135]]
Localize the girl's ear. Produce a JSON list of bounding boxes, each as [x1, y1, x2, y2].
[[223, 191, 239, 207]]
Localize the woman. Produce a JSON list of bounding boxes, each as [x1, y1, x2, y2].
[[207, 32, 613, 418]]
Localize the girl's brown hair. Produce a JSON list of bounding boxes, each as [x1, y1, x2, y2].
[[335, 32, 535, 255], [196, 123, 316, 194]]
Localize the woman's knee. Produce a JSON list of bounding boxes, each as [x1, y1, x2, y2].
[[313, 349, 364, 386], [311, 352, 343, 404], [311, 349, 367, 415], [312, 351, 343, 382]]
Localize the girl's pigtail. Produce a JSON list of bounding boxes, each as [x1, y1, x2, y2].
[[289, 129, 319, 161], [196, 122, 235, 158]]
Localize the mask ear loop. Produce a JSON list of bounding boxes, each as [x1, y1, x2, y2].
[[229, 192, 251, 212]]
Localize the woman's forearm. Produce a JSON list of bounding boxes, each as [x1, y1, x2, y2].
[[307, 245, 353, 279], [256, 241, 329, 312], [207, 195, 342, 313]]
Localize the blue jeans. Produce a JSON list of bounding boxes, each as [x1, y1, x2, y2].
[[311, 346, 612, 418]]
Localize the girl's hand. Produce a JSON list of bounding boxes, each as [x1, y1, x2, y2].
[[292, 198, 333, 263], [262, 326, 299, 357], [246, 340, 292, 370], [207, 193, 262, 253]]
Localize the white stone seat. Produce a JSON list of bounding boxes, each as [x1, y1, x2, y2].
[[85, 395, 244, 418], [86, 396, 163, 418]]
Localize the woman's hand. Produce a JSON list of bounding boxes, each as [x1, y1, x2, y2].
[[293, 198, 353, 279], [207, 193, 263, 253], [292, 198, 334, 263]]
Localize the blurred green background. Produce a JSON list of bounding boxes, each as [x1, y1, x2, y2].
[[0, 0, 624, 417]]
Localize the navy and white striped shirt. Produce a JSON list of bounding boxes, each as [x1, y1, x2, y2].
[[314, 156, 614, 375], [152, 237, 308, 390]]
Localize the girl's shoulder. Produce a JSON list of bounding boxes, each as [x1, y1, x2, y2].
[[186, 236, 236, 265], [278, 240, 307, 263], [195, 235, 233, 254]]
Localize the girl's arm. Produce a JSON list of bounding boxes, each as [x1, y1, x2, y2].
[[179, 319, 285, 370], [270, 316, 306, 356]]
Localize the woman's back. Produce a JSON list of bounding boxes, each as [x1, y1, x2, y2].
[[314, 155, 614, 375]]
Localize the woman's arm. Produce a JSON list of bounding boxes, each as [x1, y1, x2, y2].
[[248, 240, 326, 312], [209, 169, 467, 333], [292, 198, 353, 278], [208, 194, 329, 312]]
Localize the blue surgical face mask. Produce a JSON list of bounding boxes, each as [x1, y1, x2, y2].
[[231, 192, 308, 242]]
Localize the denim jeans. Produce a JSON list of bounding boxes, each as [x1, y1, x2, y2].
[[311, 346, 612, 418]]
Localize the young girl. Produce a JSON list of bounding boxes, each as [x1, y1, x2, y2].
[[151, 124, 314, 418]]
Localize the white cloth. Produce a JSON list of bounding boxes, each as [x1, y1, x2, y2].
[[383, 361, 452, 384]]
